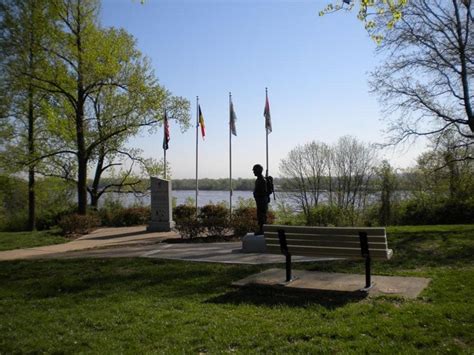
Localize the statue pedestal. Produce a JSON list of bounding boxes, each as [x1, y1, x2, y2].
[[147, 177, 174, 232], [241, 233, 267, 253]]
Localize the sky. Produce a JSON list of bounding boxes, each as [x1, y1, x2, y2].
[[100, 0, 427, 179]]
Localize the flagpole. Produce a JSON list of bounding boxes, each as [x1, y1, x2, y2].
[[195, 96, 199, 216], [265, 87, 269, 178], [164, 149, 167, 179], [229, 92, 232, 217], [164, 109, 167, 179]]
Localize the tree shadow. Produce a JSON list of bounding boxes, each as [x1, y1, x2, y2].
[[206, 285, 368, 310]]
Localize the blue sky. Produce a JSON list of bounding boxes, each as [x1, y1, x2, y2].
[[101, 0, 426, 179]]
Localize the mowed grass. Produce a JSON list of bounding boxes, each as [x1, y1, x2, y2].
[[0, 230, 68, 251], [0, 225, 473, 353]]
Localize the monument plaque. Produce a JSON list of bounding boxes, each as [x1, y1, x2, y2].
[[147, 177, 174, 232]]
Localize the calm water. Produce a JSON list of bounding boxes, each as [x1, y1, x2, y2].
[[103, 190, 258, 208], [102, 190, 395, 209]]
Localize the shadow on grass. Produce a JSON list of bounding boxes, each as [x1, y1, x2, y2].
[[387, 233, 474, 268], [206, 285, 368, 309], [0, 259, 256, 301]]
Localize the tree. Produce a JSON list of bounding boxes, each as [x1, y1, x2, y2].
[[375, 160, 397, 226], [370, 0, 473, 154], [417, 130, 474, 201], [320, 0, 408, 42], [12, 0, 189, 214], [86, 78, 189, 208], [279, 142, 332, 218], [0, 0, 52, 230], [331, 136, 377, 212], [279, 136, 376, 224]]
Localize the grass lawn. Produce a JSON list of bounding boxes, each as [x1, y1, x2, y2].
[[0, 230, 69, 251], [0, 225, 473, 353]]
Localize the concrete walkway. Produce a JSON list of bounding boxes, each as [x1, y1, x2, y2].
[[0, 226, 178, 261]]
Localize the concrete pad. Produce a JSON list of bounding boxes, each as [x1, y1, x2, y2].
[[232, 268, 431, 299], [143, 242, 333, 265]]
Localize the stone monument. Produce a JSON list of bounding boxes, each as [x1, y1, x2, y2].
[[147, 177, 174, 232]]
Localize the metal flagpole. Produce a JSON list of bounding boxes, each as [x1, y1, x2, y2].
[[164, 149, 167, 179], [164, 110, 167, 179], [265, 87, 269, 178], [229, 92, 232, 217], [195, 96, 199, 216]]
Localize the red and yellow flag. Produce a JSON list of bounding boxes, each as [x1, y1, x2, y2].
[[198, 105, 205, 139]]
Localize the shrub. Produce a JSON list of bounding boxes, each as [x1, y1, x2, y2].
[[58, 213, 100, 236], [199, 204, 229, 236], [396, 197, 474, 225], [173, 205, 202, 239], [307, 205, 344, 226], [1, 213, 28, 232], [36, 205, 77, 231], [173, 205, 197, 222], [106, 207, 150, 227], [231, 206, 275, 237]]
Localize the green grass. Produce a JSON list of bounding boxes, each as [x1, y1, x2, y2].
[[0, 229, 68, 251], [0, 225, 473, 353]]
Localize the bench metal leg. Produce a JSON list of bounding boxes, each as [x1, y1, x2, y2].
[[359, 231, 374, 292], [278, 229, 297, 284], [285, 254, 292, 282], [360, 256, 373, 292]]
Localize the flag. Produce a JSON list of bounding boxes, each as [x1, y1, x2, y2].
[[264, 92, 272, 133], [162, 110, 170, 150], [230, 100, 237, 136], [198, 105, 205, 139]]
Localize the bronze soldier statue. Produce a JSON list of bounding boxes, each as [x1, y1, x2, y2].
[[253, 164, 270, 235]]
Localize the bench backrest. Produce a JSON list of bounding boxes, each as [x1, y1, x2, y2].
[[263, 224, 392, 260]]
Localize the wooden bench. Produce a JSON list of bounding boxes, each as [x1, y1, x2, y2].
[[263, 224, 393, 290]]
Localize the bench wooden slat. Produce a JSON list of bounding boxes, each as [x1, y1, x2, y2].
[[264, 232, 388, 243], [266, 244, 392, 260], [264, 224, 386, 236], [265, 237, 388, 249]]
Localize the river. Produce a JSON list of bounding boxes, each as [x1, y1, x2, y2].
[[103, 190, 258, 208]]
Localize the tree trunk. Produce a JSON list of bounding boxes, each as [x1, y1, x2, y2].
[[89, 149, 105, 209], [27, 86, 35, 230], [75, 3, 87, 215], [76, 101, 87, 215]]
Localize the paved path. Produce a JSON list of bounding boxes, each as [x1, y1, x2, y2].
[[0, 226, 323, 265], [0, 226, 178, 261]]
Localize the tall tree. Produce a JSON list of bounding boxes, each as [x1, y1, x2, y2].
[[15, 0, 189, 214], [0, 0, 52, 230], [87, 85, 189, 208], [370, 0, 473, 152], [279, 136, 376, 224]]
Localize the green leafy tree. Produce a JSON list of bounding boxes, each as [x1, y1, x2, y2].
[[13, 0, 189, 214], [320, 0, 408, 42], [0, 0, 53, 230]]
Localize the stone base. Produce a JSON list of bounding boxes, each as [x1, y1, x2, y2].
[[241, 233, 267, 253], [147, 221, 175, 232]]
